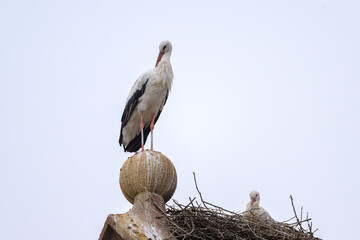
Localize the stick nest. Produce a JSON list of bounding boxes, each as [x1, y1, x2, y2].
[[164, 173, 320, 240]]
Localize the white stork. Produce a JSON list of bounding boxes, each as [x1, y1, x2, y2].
[[244, 191, 273, 221], [119, 40, 173, 152]]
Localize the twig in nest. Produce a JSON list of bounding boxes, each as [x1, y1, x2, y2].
[[290, 195, 304, 231], [192, 172, 209, 209]]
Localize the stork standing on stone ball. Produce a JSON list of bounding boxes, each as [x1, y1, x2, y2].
[[119, 40, 173, 152]]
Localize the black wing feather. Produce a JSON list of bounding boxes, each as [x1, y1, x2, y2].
[[119, 79, 149, 148]]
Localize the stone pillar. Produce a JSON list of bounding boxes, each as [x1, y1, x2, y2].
[[99, 151, 177, 240]]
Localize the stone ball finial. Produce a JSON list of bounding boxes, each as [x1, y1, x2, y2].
[[120, 150, 177, 204]]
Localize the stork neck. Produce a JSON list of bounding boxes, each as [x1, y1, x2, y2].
[[155, 59, 173, 90], [159, 52, 171, 64]]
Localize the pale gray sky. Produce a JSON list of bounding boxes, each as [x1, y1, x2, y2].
[[1, 1, 359, 239]]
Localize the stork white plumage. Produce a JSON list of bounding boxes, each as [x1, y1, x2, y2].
[[244, 191, 273, 221], [119, 40, 173, 152]]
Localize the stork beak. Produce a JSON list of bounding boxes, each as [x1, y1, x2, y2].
[[155, 51, 164, 67], [251, 198, 256, 206]]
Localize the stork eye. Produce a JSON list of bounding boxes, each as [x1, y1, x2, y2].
[[162, 45, 166, 51]]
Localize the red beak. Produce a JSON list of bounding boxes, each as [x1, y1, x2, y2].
[[251, 198, 256, 206], [155, 51, 164, 67]]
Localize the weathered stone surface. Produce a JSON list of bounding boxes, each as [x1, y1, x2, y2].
[[120, 151, 177, 204], [99, 192, 174, 240]]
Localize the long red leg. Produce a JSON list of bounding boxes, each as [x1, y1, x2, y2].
[[140, 111, 144, 151], [150, 113, 155, 151]]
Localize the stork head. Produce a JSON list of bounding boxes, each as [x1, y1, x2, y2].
[[156, 40, 172, 67], [249, 190, 260, 206]]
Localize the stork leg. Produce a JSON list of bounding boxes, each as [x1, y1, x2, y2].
[[140, 111, 144, 151], [150, 113, 155, 151]]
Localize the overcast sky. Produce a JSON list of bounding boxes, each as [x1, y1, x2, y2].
[[1, 1, 359, 239]]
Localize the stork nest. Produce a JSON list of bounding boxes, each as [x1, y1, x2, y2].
[[163, 173, 320, 240]]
